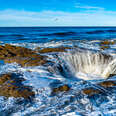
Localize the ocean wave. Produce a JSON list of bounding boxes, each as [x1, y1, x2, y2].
[[0, 35, 6, 37], [86, 30, 105, 34], [40, 31, 76, 36], [107, 29, 116, 32], [86, 29, 116, 34]]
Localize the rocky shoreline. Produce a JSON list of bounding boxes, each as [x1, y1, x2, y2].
[[0, 44, 72, 99], [0, 44, 116, 99]]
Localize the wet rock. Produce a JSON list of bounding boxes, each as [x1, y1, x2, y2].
[[59, 85, 70, 91], [0, 44, 48, 67], [109, 74, 116, 77], [24, 57, 47, 67], [101, 40, 115, 45], [4, 56, 47, 67], [4, 44, 37, 58], [98, 81, 116, 88], [4, 57, 31, 66], [52, 84, 70, 94], [100, 40, 115, 50], [100, 46, 109, 50], [82, 88, 101, 96], [36, 46, 72, 53], [0, 73, 35, 99], [0, 44, 32, 59]]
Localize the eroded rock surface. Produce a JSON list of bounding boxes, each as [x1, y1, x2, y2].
[[101, 40, 115, 45], [82, 88, 101, 96], [82, 80, 116, 96], [0, 73, 35, 99], [0, 44, 47, 67], [36, 46, 72, 53], [100, 40, 115, 50], [51, 84, 70, 94], [98, 81, 116, 88]]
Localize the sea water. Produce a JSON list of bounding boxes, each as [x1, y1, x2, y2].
[[0, 27, 116, 116]]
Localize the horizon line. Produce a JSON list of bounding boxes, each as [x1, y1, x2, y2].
[[1, 26, 116, 28]]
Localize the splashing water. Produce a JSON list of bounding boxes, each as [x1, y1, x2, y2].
[[1, 27, 116, 115], [61, 49, 116, 80]]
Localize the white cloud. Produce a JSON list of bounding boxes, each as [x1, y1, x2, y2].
[[75, 5, 104, 10], [75, 3, 104, 10], [0, 9, 116, 26]]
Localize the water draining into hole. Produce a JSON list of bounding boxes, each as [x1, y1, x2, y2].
[[60, 49, 116, 80]]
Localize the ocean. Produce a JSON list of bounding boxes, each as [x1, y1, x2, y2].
[[0, 27, 116, 116], [0, 27, 116, 43]]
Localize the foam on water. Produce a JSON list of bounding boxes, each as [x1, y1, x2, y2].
[[11, 40, 74, 50]]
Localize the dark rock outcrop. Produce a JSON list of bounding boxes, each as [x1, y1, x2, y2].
[[0, 44, 48, 67], [36, 46, 72, 53], [82, 80, 116, 96], [98, 81, 116, 88], [51, 84, 70, 94], [82, 88, 101, 96], [0, 73, 35, 99], [101, 40, 115, 45], [100, 40, 115, 50]]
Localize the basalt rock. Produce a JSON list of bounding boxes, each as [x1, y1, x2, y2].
[[36, 46, 72, 53], [100, 40, 115, 50], [100, 46, 109, 50], [51, 84, 70, 94], [98, 81, 116, 88], [101, 40, 115, 45], [0, 44, 48, 67], [4, 56, 47, 67], [0, 73, 35, 99], [82, 88, 101, 96], [82, 81, 116, 96]]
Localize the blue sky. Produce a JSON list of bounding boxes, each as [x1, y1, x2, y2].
[[0, 0, 116, 26]]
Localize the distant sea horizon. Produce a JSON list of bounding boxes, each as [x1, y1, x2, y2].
[[1, 26, 116, 28]]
